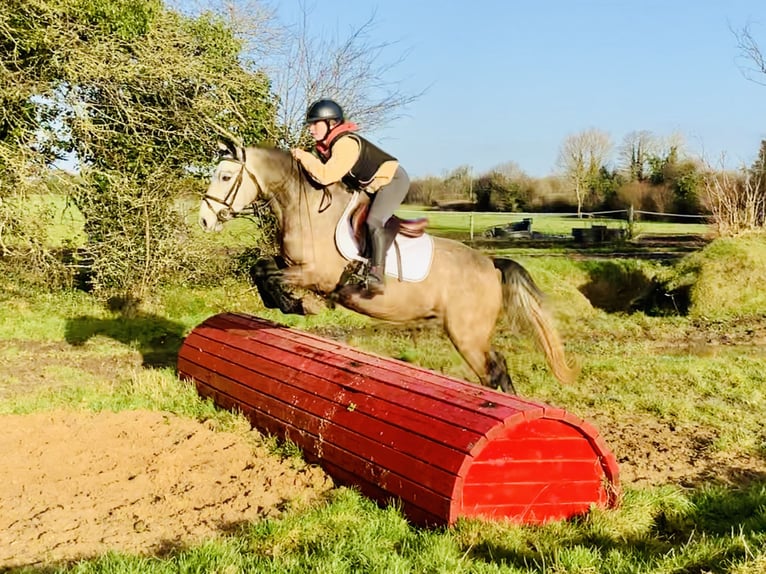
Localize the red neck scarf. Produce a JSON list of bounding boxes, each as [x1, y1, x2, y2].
[[315, 121, 359, 158]]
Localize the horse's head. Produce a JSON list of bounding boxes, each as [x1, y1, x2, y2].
[[198, 141, 264, 232]]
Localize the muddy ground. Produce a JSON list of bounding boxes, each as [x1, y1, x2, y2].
[[1, 325, 765, 570]]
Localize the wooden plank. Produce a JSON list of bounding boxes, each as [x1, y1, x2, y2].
[[182, 359, 467, 489], [321, 460, 448, 526], [187, 364, 466, 497], [465, 459, 605, 484], [180, 313, 621, 525], [214, 313, 558, 417], [472, 436, 601, 461], [179, 347, 480, 470], [200, 315, 539, 420], [198, 325, 512, 424], [199, 384, 458, 520], [461, 480, 605, 507], [182, 330, 490, 449]]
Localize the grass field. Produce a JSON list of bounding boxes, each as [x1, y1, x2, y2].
[[2, 196, 765, 573]]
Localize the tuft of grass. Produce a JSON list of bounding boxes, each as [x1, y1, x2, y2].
[[668, 235, 766, 320]]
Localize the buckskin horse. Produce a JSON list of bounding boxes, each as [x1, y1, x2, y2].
[[198, 141, 577, 394]]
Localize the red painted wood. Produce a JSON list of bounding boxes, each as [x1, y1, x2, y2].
[[179, 343, 481, 472], [189, 376, 456, 520], [178, 313, 620, 526], [186, 327, 496, 441]]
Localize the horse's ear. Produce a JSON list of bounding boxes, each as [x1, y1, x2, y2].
[[217, 140, 237, 160], [216, 139, 247, 164]]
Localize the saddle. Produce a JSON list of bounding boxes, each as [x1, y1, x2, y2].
[[350, 203, 429, 252], [334, 195, 434, 286]]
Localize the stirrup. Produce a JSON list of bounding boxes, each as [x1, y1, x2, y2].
[[365, 267, 385, 295]]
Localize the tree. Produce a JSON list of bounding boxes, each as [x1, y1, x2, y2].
[[618, 131, 655, 182], [172, 0, 424, 145], [702, 160, 765, 236], [645, 137, 702, 214], [0, 0, 69, 263], [1, 0, 280, 304], [557, 128, 612, 216], [473, 162, 533, 212]]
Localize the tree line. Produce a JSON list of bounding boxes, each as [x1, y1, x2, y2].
[[1, 0, 764, 307], [408, 130, 766, 235]]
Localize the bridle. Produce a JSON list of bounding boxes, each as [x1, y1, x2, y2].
[[203, 150, 264, 223]]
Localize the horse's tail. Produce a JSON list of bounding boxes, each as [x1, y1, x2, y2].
[[493, 258, 579, 385]]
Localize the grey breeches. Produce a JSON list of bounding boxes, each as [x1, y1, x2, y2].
[[366, 166, 410, 230]]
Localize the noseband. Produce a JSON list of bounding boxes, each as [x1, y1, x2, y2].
[[203, 151, 263, 223]]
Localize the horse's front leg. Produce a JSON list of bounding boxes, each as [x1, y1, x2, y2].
[[250, 257, 324, 315]]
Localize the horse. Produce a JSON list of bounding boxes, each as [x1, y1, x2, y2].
[[198, 141, 577, 394]]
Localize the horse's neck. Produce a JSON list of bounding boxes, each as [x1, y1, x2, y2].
[[259, 163, 348, 268]]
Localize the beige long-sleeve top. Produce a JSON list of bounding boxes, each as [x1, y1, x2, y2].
[[293, 136, 398, 192]]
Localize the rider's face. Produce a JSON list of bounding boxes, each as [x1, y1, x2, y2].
[[308, 120, 332, 141]]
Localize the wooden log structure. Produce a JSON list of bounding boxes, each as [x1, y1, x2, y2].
[[177, 312, 620, 526]]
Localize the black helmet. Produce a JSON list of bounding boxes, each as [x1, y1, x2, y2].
[[305, 99, 344, 124]]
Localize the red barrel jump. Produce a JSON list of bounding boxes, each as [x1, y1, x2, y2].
[[177, 313, 620, 526]]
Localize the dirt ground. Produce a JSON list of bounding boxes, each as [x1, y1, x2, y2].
[[0, 409, 334, 570], [1, 334, 765, 570]]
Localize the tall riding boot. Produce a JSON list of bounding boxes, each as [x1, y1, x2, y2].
[[366, 226, 387, 295]]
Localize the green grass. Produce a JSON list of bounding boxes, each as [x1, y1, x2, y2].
[[21, 485, 766, 573], [3, 274, 766, 572], [3, 198, 766, 573]]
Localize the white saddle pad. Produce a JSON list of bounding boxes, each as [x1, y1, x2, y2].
[[334, 193, 434, 283]]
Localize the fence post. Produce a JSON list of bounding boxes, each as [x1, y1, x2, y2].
[[470, 213, 474, 240]]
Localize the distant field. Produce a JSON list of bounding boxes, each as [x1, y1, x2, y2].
[[396, 207, 713, 239], [36, 192, 714, 249]]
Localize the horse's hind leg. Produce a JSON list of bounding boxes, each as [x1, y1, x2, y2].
[[488, 348, 517, 395], [444, 318, 517, 395]]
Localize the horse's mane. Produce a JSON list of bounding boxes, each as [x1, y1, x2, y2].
[[246, 144, 351, 196]]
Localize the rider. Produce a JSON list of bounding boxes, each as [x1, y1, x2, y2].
[[291, 98, 410, 295]]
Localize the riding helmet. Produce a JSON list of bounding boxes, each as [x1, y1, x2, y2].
[[305, 99, 344, 124]]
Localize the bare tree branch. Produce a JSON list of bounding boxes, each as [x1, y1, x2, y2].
[[268, 1, 426, 146], [168, 0, 426, 147], [733, 23, 766, 85]]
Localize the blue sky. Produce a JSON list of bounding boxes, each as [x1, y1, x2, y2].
[[272, 0, 765, 178]]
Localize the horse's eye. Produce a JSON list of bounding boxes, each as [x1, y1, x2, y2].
[[221, 174, 232, 182]]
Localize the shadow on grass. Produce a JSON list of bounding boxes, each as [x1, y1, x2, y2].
[[578, 259, 691, 315], [64, 312, 187, 368]]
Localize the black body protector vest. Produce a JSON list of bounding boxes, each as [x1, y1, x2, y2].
[[328, 132, 397, 190]]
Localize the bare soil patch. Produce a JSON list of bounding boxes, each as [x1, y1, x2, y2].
[[0, 409, 333, 570]]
